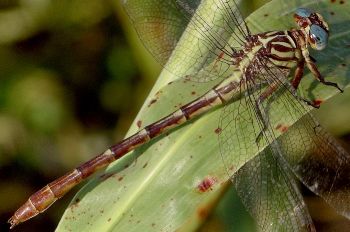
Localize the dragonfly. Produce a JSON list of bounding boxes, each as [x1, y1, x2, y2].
[[9, 0, 350, 230]]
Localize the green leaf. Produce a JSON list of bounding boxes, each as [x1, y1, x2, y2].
[[57, 0, 350, 231]]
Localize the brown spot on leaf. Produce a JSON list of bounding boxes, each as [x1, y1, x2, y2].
[[218, 52, 224, 59], [148, 99, 157, 107], [168, 81, 173, 85], [229, 165, 235, 171], [118, 176, 124, 181], [340, 0, 345, 4], [264, 13, 269, 17], [313, 99, 324, 107], [330, 11, 335, 15], [275, 124, 289, 133], [330, 0, 336, 3], [197, 176, 217, 192], [197, 206, 209, 219], [155, 90, 163, 97], [183, 75, 191, 83], [142, 162, 148, 168], [99, 173, 114, 181], [191, 91, 196, 95], [108, 218, 111, 222], [214, 127, 222, 134], [174, 103, 183, 108], [136, 120, 142, 128], [69, 198, 80, 211]]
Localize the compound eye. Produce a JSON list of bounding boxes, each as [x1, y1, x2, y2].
[[295, 8, 313, 18], [309, 24, 328, 50], [294, 8, 313, 28]]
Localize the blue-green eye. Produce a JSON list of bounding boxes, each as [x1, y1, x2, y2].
[[295, 8, 313, 18], [309, 25, 328, 50]]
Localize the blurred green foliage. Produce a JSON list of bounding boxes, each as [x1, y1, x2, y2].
[[0, 1, 159, 231]]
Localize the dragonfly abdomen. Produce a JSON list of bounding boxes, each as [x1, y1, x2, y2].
[[8, 79, 242, 228]]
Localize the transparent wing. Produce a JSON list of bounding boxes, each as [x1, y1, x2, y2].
[[123, 0, 249, 81], [233, 149, 315, 231], [258, 60, 350, 219], [219, 55, 350, 227], [233, 112, 350, 231], [218, 82, 270, 174], [218, 62, 299, 178], [280, 114, 350, 219]]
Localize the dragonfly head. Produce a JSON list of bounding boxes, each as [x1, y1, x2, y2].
[[294, 8, 329, 50]]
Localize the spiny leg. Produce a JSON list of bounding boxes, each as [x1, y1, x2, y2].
[[291, 60, 305, 89], [254, 57, 324, 144], [255, 59, 318, 144], [301, 45, 343, 92], [290, 60, 320, 108], [308, 60, 343, 92]]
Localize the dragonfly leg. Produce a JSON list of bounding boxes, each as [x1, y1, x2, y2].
[[289, 60, 320, 108], [301, 45, 343, 92], [255, 83, 279, 143], [295, 95, 320, 108], [291, 60, 305, 89]]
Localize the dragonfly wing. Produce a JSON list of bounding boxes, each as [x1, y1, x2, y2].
[[233, 150, 315, 231], [257, 58, 350, 218], [279, 114, 350, 219], [218, 87, 266, 177], [218, 51, 349, 228], [217, 63, 297, 178], [217, 84, 317, 230], [257, 59, 350, 218], [123, 0, 249, 81]]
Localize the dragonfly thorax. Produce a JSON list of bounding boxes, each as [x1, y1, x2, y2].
[[236, 31, 300, 77]]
